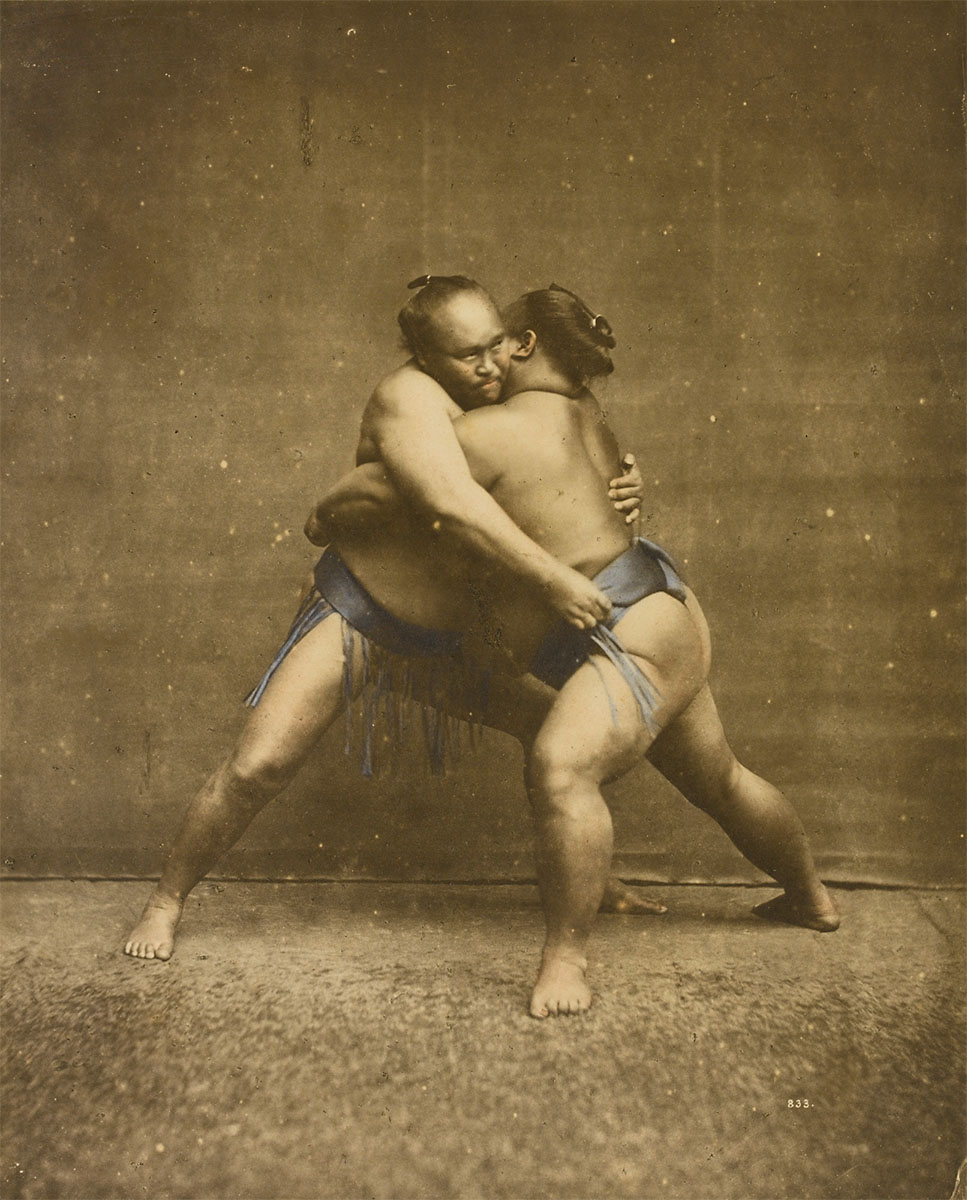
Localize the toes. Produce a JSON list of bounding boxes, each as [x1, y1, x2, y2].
[[530, 993, 591, 1017], [125, 930, 175, 960], [601, 893, 667, 916]]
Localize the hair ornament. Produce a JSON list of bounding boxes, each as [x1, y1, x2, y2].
[[591, 313, 614, 343], [549, 282, 614, 347], [407, 275, 432, 290]]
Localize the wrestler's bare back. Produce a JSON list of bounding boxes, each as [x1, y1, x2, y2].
[[329, 364, 612, 635], [452, 389, 632, 666]]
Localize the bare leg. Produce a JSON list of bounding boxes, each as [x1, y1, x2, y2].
[[454, 668, 668, 916], [647, 685, 839, 930], [525, 740, 616, 1018], [525, 594, 704, 1017], [124, 617, 352, 959]]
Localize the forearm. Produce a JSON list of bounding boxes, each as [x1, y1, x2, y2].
[[305, 463, 397, 545], [359, 375, 610, 627], [426, 483, 571, 593], [373, 406, 571, 593]]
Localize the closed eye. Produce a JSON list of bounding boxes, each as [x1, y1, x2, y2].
[[457, 336, 504, 361]]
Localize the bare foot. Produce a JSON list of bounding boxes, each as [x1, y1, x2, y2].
[[529, 949, 592, 1019], [753, 889, 840, 933], [124, 894, 183, 960], [600, 876, 667, 916]]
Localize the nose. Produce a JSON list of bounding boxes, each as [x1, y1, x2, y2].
[[477, 352, 499, 379]]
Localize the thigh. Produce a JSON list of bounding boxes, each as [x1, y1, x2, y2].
[[530, 654, 653, 786], [483, 671, 556, 744], [531, 592, 709, 786], [234, 615, 352, 773], [608, 591, 708, 712]]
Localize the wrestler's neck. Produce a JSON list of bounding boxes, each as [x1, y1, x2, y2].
[[502, 351, 586, 402]]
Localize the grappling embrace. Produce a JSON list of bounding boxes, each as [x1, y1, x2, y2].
[[126, 276, 839, 1018]]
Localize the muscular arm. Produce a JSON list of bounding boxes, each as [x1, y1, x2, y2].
[[309, 368, 611, 629], [307, 385, 643, 559], [305, 462, 396, 545]]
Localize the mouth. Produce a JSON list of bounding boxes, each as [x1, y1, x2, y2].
[[460, 378, 503, 410]]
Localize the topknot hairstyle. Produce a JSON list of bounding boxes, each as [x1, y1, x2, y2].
[[501, 284, 616, 383], [397, 274, 494, 358]]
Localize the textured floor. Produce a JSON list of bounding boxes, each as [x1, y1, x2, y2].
[[1, 881, 964, 1200]]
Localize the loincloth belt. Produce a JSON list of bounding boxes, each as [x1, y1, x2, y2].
[[246, 538, 687, 771], [529, 539, 688, 736], [245, 547, 491, 776]]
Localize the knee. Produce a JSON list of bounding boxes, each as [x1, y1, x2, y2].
[[224, 747, 297, 805], [525, 744, 594, 820]]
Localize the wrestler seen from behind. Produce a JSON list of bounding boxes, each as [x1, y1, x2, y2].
[[319, 284, 840, 1018]]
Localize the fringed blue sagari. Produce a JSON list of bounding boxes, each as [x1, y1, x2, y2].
[[342, 632, 490, 777], [245, 537, 684, 771], [245, 564, 491, 777]]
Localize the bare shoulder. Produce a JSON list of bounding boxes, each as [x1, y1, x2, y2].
[[356, 363, 464, 463], [364, 362, 460, 424], [454, 402, 527, 436], [514, 387, 611, 435]]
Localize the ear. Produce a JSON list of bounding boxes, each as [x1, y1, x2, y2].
[[510, 329, 537, 360]]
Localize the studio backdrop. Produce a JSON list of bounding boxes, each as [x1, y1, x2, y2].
[[1, 1, 963, 885]]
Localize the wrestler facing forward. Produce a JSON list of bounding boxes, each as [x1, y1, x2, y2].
[[317, 285, 840, 1018], [124, 277, 655, 964]]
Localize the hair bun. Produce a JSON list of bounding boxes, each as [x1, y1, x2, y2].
[[407, 275, 432, 290]]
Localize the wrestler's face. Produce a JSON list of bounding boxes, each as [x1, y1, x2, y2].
[[418, 293, 510, 410]]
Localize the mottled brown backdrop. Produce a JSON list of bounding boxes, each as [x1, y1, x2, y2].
[[2, 1, 963, 885]]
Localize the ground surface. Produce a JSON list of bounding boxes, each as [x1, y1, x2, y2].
[[1, 881, 964, 1200]]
